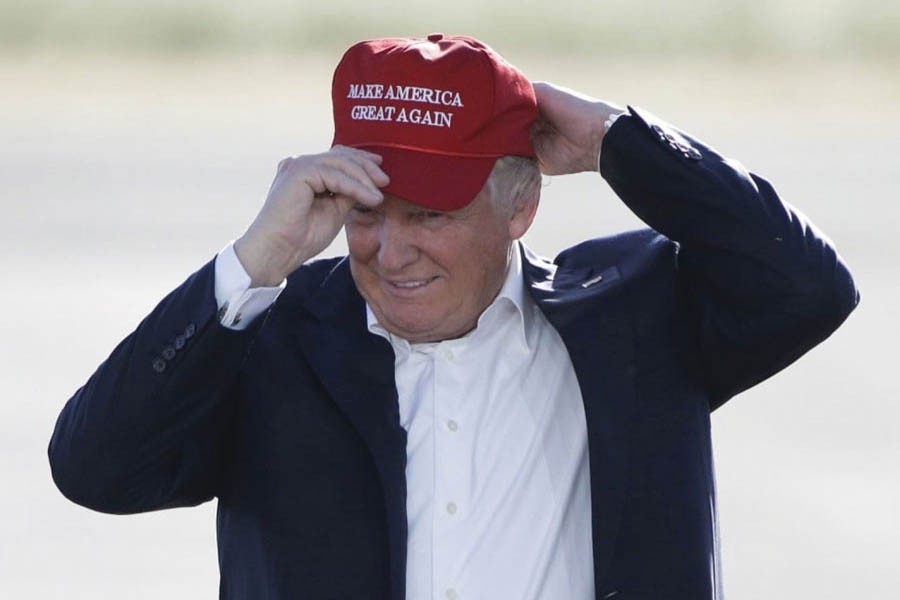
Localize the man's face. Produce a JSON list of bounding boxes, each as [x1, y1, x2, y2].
[[346, 179, 531, 343]]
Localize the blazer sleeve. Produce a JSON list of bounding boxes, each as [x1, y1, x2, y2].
[[599, 106, 859, 410], [48, 258, 261, 514]]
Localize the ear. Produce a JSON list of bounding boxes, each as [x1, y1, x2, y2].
[[507, 185, 540, 240]]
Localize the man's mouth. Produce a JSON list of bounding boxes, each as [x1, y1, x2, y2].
[[387, 277, 438, 290]]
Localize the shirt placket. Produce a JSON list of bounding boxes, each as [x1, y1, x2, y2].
[[432, 339, 470, 600]]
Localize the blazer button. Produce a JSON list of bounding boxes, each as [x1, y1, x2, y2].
[[173, 335, 186, 350], [152, 357, 167, 373], [161, 346, 176, 360], [184, 323, 196, 338]]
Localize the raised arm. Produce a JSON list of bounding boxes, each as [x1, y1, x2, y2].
[[49, 147, 389, 513], [531, 81, 859, 408]]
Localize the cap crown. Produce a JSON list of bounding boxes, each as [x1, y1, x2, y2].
[[332, 34, 536, 159]]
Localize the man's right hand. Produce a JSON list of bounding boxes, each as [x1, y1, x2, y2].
[[234, 146, 389, 287]]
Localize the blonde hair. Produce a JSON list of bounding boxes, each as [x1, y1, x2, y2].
[[486, 156, 541, 215]]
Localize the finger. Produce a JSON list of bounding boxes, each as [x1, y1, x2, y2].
[[359, 157, 390, 188], [269, 156, 296, 193], [331, 144, 384, 164], [326, 147, 389, 185], [310, 167, 384, 206], [317, 153, 386, 198], [327, 146, 389, 187], [532, 81, 564, 117]]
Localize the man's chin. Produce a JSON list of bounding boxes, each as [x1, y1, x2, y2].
[[381, 317, 440, 343], [382, 312, 481, 344]]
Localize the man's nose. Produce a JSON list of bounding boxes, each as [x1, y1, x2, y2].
[[376, 219, 419, 271]]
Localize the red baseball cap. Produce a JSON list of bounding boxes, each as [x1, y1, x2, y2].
[[332, 34, 537, 211]]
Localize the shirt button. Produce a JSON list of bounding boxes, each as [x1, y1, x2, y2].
[[447, 420, 459, 432], [446, 588, 458, 600], [446, 502, 458, 515], [443, 348, 454, 361]]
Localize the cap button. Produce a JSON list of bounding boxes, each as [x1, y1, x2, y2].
[[427, 33, 444, 42]]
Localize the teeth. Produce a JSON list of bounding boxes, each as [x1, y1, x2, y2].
[[393, 279, 430, 288]]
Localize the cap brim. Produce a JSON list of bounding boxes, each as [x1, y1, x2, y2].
[[357, 145, 497, 212]]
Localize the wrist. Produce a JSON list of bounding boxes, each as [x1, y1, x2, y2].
[[597, 105, 626, 170], [577, 100, 623, 174], [233, 233, 291, 288]]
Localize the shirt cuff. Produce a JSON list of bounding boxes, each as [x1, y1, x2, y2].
[[598, 110, 626, 172], [214, 241, 285, 330]]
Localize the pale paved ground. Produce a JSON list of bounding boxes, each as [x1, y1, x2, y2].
[[1, 54, 898, 598]]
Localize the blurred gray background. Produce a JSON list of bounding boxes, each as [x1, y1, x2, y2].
[[2, 1, 897, 598]]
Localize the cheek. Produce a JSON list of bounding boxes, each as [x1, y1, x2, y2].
[[346, 225, 376, 261], [445, 237, 508, 290]]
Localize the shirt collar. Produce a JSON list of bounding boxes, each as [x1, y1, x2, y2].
[[366, 243, 532, 353]]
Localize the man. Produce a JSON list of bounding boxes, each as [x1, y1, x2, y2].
[[49, 35, 858, 599]]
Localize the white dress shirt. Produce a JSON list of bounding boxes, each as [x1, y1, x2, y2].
[[214, 242, 285, 330], [215, 243, 595, 600]]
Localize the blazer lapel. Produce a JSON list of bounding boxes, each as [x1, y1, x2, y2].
[[289, 259, 408, 600], [522, 245, 637, 589]]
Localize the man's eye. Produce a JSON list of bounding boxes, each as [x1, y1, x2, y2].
[[348, 205, 379, 224]]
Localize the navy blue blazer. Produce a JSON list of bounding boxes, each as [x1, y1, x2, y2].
[[49, 107, 859, 599]]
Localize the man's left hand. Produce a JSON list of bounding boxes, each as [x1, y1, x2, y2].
[[530, 81, 624, 176]]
